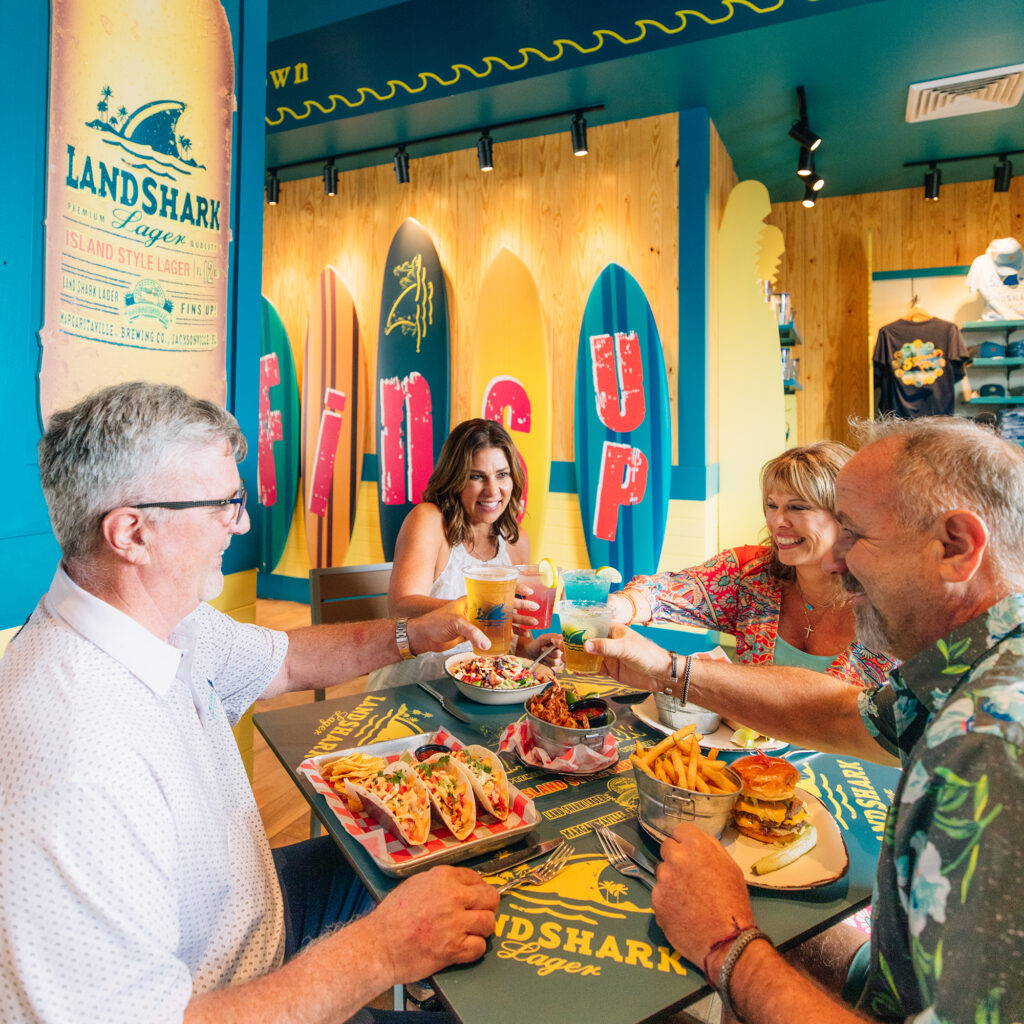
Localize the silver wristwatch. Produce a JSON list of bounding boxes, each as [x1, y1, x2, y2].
[[395, 618, 415, 660]]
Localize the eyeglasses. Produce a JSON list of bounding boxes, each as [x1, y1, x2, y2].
[[124, 483, 247, 524]]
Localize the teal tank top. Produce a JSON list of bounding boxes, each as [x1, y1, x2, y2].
[[773, 634, 838, 671]]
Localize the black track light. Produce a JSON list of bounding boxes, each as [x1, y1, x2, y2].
[[477, 132, 494, 172], [807, 171, 825, 192], [802, 183, 817, 208], [322, 159, 337, 196], [265, 170, 279, 206], [924, 163, 941, 201], [789, 120, 821, 152], [393, 145, 410, 185], [797, 147, 815, 177], [994, 155, 1013, 193], [571, 112, 588, 156]]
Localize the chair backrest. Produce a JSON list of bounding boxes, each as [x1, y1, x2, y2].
[[309, 563, 393, 626]]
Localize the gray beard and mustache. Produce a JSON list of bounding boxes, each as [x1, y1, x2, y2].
[[843, 573, 899, 658]]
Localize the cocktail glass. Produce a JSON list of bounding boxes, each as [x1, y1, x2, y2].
[[561, 569, 612, 603], [557, 599, 614, 675], [514, 564, 556, 630], [464, 566, 518, 655]]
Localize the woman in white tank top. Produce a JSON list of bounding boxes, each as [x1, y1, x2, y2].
[[368, 420, 562, 689]]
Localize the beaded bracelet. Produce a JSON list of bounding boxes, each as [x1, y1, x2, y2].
[[711, 926, 772, 1024]]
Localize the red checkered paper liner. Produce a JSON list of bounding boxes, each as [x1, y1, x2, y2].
[[499, 719, 619, 772], [299, 728, 536, 870]]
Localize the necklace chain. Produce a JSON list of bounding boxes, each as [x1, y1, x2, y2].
[[794, 580, 830, 638]]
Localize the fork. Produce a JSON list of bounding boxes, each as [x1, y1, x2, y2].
[[593, 825, 655, 891], [494, 842, 574, 896]]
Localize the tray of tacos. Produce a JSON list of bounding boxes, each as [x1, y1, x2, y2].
[[299, 729, 539, 877]]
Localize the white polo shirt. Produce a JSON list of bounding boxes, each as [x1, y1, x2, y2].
[[0, 568, 289, 1023]]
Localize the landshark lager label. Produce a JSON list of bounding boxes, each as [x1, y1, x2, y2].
[[40, 0, 234, 423]]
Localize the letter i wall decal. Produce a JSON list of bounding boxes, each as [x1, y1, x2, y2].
[[301, 267, 367, 570], [574, 264, 671, 583], [376, 219, 451, 560], [257, 296, 300, 574], [471, 248, 552, 555]]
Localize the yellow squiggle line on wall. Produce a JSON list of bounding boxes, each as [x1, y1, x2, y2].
[[266, 0, 799, 126]]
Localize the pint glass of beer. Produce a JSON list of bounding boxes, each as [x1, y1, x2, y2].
[[464, 566, 518, 655], [557, 600, 614, 675]]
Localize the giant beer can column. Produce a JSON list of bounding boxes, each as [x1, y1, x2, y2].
[[40, 0, 234, 423]]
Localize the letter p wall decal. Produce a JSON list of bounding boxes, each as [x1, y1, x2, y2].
[[574, 264, 672, 583]]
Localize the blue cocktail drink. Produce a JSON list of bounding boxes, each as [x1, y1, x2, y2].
[[562, 570, 612, 602]]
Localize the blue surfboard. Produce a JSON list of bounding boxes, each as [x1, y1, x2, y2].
[[573, 264, 671, 583]]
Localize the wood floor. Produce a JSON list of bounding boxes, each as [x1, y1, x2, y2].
[[251, 598, 369, 848]]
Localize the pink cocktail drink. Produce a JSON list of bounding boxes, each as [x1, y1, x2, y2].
[[514, 564, 556, 629]]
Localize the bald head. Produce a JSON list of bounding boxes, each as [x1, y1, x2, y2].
[[849, 416, 1024, 592]]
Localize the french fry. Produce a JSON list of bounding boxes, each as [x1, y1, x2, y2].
[[669, 746, 687, 785], [692, 774, 711, 794], [643, 725, 695, 765], [707, 747, 720, 761], [686, 746, 699, 790]]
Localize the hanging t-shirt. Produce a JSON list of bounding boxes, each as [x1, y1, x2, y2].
[[873, 317, 969, 418]]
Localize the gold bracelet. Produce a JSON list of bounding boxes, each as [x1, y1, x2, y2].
[[619, 589, 642, 624]]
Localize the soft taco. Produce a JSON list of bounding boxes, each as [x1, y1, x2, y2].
[[412, 753, 477, 841], [450, 745, 511, 821], [345, 763, 431, 846]]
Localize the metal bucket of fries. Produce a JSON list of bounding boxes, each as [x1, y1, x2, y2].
[[630, 726, 741, 839], [653, 693, 720, 734]]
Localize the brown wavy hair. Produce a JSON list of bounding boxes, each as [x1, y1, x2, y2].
[[758, 440, 853, 585], [421, 419, 526, 548]]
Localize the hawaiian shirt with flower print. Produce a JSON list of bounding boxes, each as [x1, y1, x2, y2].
[[857, 592, 1024, 1024], [625, 546, 896, 686]]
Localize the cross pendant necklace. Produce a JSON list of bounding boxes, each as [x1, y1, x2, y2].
[[795, 582, 818, 637]]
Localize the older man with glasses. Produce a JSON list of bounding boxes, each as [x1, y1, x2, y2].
[[0, 381, 498, 1024]]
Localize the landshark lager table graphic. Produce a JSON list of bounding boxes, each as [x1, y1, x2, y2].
[[40, 0, 234, 422]]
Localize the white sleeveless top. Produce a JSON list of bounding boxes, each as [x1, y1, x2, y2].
[[366, 536, 511, 690]]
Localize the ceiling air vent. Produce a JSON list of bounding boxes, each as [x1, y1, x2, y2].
[[906, 64, 1024, 122]]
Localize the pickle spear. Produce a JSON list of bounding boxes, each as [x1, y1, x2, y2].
[[751, 823, 818, 875]]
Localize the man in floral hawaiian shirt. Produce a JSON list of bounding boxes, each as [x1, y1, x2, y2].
[[591, 416, 1024, 1024]]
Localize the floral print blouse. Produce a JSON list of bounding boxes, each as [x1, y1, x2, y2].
[[857, 593, 1024, 1023], [623, 545, 895, 687]]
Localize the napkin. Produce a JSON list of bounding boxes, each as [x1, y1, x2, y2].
[[499, 720, 619, 773]]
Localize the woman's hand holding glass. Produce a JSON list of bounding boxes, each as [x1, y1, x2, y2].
[[584, 622, 671, 691]]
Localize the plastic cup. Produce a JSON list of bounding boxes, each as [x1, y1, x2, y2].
[[514, 564, 556, 630], [561, 569, 612, 603], [557, 599, 614, 675], [464, 566, 518, 655]]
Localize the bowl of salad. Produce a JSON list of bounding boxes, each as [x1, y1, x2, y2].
[[444, 653, 556, 705]]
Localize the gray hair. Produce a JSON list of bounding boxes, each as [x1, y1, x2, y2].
[[850, 416, 1024, 589], [39, 381, 246, 560]]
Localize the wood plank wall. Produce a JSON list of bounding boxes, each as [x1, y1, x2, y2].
[[262, 114, 679, 465], [768, 178, 1024, 445]]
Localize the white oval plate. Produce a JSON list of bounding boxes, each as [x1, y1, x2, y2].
[[633, 694, 788, 753], [444, 652, 554, 705], [640, 787, 849, 890]]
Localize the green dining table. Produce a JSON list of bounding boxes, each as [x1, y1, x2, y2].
[[254, 676, 899, 1024]]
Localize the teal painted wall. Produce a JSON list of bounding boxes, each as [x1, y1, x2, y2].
[[0, 1, 267, 626]]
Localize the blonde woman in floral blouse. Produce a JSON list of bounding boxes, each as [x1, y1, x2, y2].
[[608, 442, 895, 687]]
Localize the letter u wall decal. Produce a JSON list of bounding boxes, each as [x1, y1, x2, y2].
[[574, 264, 671, 582]]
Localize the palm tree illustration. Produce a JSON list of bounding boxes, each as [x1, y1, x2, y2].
[[598, 879, 628, 904], [178, 135, 192, 160]]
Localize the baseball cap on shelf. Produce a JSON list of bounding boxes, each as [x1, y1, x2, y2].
[[979, 383, 1007, 398], [978, 341, 1006, 358]]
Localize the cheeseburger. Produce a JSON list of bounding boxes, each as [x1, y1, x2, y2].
[[730, 753, 809, 844]]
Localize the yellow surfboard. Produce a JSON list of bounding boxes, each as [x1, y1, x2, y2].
[[469, 248, 551, 555]]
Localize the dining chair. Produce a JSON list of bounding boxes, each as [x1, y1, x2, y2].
[[307, 562, 392, 837]]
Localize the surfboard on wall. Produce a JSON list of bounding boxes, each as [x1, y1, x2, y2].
[[574, 263, 671, 584], [301, 266, 367, 570], [376, 218, 451, 560], [470, 247, 551, 557], [258, 296, 300, 574]]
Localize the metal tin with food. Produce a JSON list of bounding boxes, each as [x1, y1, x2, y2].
[[652, 693, 721, 733], [524, 683, 617, 758], [632, 761, 742, 840]]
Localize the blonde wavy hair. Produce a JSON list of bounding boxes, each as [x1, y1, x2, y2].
[[758, 440, 853, 584]]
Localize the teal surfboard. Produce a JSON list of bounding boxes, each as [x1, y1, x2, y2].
[[573, 264, 671, 583], [258, 296, 300, 574], [376, 218, 451, 560]]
